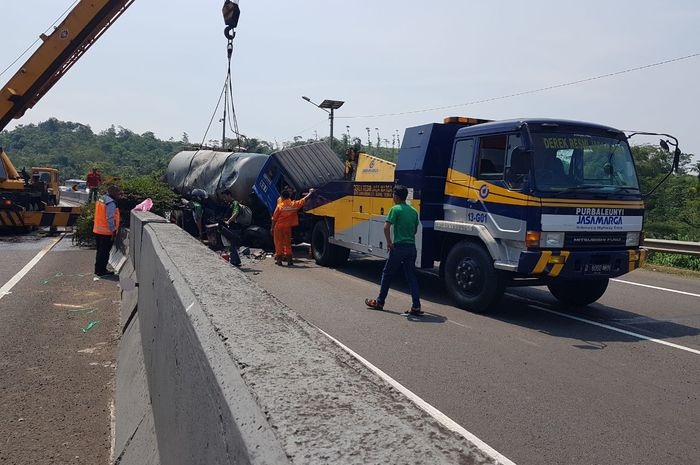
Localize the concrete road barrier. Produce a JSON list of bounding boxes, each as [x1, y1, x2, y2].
[[60, 189, 89, 204], [114, 211, 503, 464]]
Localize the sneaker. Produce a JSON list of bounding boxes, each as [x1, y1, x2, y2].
[[408, 307, 424, 316]]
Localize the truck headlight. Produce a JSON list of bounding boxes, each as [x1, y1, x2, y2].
[[540, 232, 564, 248], [626, 232, 641, 247]]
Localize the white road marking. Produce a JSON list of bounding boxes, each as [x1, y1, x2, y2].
[[611, 279, 700, 298], [314, 326, 517, 465], [109, 399, 116, 464], [448, 320, 470, 329], [530, 305, 700, 356], [0, 235, 63, 302]]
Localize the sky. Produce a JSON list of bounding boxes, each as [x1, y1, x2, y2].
[[1, 0, 699, 161]]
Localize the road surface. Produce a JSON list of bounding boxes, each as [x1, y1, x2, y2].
[[248, 250, 700, 465], [0, 233, 119, 465]]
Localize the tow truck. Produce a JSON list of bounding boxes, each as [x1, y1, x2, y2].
[[304, 116, 682, 311]]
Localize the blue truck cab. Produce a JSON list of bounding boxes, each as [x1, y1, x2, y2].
[[306, 117, 655, 311]]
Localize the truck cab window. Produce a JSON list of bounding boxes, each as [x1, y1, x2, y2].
[[477, 135, 507, 180], [450, 139, 475, 180]]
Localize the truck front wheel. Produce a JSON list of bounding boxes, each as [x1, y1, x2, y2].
[[444, 241, 503, 313], [547, 278, 609, 307]]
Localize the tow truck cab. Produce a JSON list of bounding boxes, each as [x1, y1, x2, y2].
[[419, 117, 646, 308]]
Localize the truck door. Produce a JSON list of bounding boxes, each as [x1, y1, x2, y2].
[[472, 134, 525, 240], [445, 138, 475, 222]]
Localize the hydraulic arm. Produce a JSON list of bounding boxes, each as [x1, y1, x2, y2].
[[0, 0, 135, 131]]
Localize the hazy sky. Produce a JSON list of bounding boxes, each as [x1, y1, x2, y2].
[[1, 0, 698, 159]]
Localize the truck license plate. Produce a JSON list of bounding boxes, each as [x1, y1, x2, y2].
[[584, 263, 611, 275]]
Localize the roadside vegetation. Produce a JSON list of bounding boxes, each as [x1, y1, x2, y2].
[[2, 119, 698, 272]]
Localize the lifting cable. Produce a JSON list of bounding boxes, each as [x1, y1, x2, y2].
[[179, 1, 241, 194]]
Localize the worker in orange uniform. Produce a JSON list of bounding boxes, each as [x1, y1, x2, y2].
[[93, 185, 121, 277], [271, 188, 314, 266]]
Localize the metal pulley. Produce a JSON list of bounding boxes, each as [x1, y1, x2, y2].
[[222, 0, 240, 40]]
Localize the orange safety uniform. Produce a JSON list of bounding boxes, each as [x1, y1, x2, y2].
[[93, 196, 120, 235], [272, 198, 305, 261]]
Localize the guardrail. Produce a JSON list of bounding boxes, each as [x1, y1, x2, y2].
[[644, 239, 700, 257]]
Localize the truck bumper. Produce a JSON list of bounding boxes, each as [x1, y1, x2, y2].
[[517, 248, 647, 279]]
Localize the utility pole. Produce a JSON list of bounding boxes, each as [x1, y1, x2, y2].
[[375, 128, 380, 155], [366, 127, 371, 152]]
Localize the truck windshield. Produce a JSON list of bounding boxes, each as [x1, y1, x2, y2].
[[531, 133, 639, 194]]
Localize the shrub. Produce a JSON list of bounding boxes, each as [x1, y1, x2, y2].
[[647, 251, 700, 272], [73, 202, 96, 247], [73, 174, 177, 245]]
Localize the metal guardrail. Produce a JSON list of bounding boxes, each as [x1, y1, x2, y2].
[[644, 239, 700, 257]]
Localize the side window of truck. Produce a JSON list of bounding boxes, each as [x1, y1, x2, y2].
[[477, 135, 508, 180], [450, 139, 475, 180]]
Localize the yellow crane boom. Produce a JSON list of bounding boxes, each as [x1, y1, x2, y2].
[[0, 0, 135, 131]]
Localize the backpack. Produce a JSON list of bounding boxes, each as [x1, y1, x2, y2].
[[235, 203, 253, 227]]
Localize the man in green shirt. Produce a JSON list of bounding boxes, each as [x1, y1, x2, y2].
[[190, 189, 207, 241], [365, 185, 422, 315], [220, 189, 242, 267]]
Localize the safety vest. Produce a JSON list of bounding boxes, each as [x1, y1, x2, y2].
[[93, 196, 120, 235]]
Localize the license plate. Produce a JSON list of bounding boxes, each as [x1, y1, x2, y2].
[[584, 263, 611, 275]]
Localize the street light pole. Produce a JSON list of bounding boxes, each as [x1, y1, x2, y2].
[[301, 96, 344, 150]]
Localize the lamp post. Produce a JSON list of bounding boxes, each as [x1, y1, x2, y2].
[[301, 96, 344, 149]]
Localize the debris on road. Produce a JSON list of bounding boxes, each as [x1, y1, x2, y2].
[[80, 320, 100, 333]]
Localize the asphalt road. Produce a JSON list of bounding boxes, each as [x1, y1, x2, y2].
[[248, 250, 700, 465], [0, 233, 119, 465]]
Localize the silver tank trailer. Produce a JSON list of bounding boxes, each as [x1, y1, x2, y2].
[[166, 150, 269, 204]]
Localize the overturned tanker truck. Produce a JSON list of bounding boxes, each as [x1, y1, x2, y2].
[[165, 142, 344, 247]]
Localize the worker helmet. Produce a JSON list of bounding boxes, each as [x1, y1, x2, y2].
[[191, 188, 208, 200]]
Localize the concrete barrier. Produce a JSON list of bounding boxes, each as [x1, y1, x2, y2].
[[60, 189, 89, 204], [114, 211, 502, 464]]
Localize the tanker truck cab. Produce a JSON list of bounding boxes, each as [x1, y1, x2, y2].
[[436, 118, 646, 310]]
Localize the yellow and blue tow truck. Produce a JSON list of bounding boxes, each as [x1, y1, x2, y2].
[[303, 117, 681, 311]]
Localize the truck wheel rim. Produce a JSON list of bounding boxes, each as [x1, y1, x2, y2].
[[456, 258, 482, 294], [312, 232, 325, 256]]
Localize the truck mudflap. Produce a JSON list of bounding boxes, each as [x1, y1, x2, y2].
[[0, 206, 82, 228], [517, 248, 647, 279]]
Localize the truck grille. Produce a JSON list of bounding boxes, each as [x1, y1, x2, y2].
[[564, 232, 627, 248]]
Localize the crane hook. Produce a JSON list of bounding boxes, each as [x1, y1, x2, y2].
[[222, 1, 240, 39]]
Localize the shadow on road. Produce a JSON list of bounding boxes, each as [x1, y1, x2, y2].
[[325, 254, 700, 347]]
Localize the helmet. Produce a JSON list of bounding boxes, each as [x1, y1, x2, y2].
[[191, 188, 208, 200]]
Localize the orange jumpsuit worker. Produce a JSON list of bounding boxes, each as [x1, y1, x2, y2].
[[271, 188, 314, 266]]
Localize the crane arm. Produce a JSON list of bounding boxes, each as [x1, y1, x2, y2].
[[0, 0, 136, 132]]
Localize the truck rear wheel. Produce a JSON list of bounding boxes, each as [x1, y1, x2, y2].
[[547, 278, 609, 307], [444, 241, 503, 313], [311, 221, 347, 267]]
